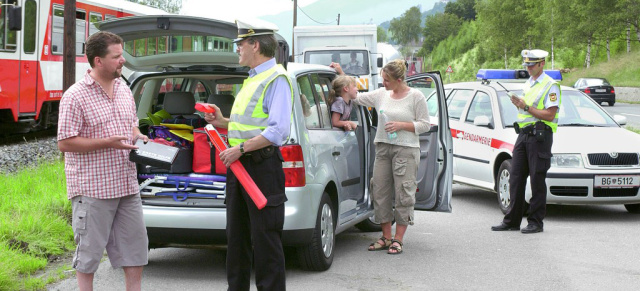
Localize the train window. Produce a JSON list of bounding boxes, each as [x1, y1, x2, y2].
[[51, 5, 63, 54], [147, 37, 157, 55], [89, 12, 102, 36], [24, 0, 37, 54], [105, 14, 115, 20], [75, 10, 86, 55], [1, 0, 18, 52]]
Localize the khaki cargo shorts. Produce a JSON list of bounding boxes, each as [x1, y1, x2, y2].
[[370, 142, 420, 226], [71, 194, 148, 273]]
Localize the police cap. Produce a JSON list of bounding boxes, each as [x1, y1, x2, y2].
[[233, 18, 279, 43], [521, 49, 548, 67]]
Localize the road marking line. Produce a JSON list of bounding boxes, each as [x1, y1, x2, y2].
[[622, 113, 640, 117]]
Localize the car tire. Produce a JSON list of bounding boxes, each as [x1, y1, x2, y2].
[[624, 204, 640, 214], [496, 159, 512, 214], [355, 216, 382, 232], [609, 101, 615, 106], [297, 192, 335, 271]]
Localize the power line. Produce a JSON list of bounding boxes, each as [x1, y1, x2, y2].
[[297, 4, 336, 25]]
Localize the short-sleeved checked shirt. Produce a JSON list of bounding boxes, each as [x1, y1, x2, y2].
[[58, 70, 139, 200]]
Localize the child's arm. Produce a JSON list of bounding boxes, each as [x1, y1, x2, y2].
[[331, 112, 357, 131]]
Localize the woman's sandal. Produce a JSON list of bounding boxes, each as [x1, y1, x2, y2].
[[387, 239, 403, 255], [368, 236, 392, 251]]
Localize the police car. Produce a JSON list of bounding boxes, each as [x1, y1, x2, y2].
[[425, 69, 640, 213]]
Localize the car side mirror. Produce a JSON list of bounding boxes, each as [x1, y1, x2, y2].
[[473, 115, 493, 129], [8, 6, 22, 31], [377, 57, 383, 68], [613, 114, 627, 126]]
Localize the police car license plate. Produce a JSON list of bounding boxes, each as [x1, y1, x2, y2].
[[595, 89, 607, 93], [594, 175, 640, 188]]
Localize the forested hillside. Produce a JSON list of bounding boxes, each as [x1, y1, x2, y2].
[[382, 0, 640, 83]]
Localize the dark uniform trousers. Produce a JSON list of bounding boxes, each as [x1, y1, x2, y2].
[[503, 129, 553, 228], [226, 147, 287, 291]]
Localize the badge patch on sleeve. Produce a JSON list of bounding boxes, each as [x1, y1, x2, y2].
[[549, 93, 557, 102]]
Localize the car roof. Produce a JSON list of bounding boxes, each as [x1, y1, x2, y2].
[[445, 81, 577, 93]]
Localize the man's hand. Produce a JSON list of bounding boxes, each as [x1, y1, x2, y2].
[[510, 94, 525, 110], [219, 146, 242, 167], [106, 136, 139, 150], [204, 104, 226, 128], [329, 62, 345, 75]]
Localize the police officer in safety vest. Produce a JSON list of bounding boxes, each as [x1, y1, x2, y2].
[[492, 49, 561, 234], [204, 18, 293, 290]]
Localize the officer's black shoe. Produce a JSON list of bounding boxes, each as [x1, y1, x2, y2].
[[491, 223, 520, 231], [521, 224, 543, 234]]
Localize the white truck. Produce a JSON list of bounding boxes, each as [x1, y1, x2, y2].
[[293, 25, 380, 92]]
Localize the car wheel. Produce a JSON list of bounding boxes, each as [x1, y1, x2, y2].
[[496, 159, 512, 214], [609, 101, 615, 106], [297, 192, 335, 271], [355, 215, 382, 232], [624, 204, 640, 214]]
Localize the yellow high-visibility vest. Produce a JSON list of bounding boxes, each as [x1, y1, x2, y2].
[[227, 64, 293, 146], [517, 74, 561, 133]]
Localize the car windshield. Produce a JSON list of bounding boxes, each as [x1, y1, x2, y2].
[[584, 78, 610, 86], [497, 90, 618, 127], [305, 50, 370, 75]]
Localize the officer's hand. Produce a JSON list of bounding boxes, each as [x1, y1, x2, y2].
[[204, 104, 224, 127], [220, 146, 242, 167]]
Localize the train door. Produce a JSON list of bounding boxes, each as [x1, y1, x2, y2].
[[0, 0, 21, 121], [19, 0, 38, 114]]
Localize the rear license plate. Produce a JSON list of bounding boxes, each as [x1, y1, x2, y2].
[[594, 175, 640, 188], [595, 89, 607, 93]]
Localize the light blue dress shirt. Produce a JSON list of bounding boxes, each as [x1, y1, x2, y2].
[[247, 58, 292, 146]]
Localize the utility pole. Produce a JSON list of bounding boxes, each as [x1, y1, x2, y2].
[[292, 0, 297, 62], [337, 13, 340, 25], [63, 0, 76, 92]]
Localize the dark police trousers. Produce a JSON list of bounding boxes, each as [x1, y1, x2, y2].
[[503, 128, 553, 228], [226, 146, 287, 291]]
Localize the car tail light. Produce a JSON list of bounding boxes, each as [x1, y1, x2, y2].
[[281, 145, 305, 187], [584, 88, 591, 94], [611, 89, 615, 94]]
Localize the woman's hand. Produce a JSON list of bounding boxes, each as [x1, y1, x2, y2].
[[329, 62, 345, 75]]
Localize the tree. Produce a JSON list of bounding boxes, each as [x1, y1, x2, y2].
[[476, 0, 531, 68], [618, 0, 640, 52], [422, 13, 462, 53], [388, 6, 423, 46], [377, 26, 388, 43], [445, 0, 477, 21], [127, 0, 182, 14]]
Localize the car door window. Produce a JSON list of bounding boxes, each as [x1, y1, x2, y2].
[[297, 75, 322, 129], [310, 74, 333, 129], [465, 91, 493, 125], [447, 89, 473, 120]]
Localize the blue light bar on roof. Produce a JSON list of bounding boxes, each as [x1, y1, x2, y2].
[[476, 69, 562, 81]]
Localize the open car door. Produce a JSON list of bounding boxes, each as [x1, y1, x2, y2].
[[407, 72, 453, 212]]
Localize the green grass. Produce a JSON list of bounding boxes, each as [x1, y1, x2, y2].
[[561, 52, 640, 88], [0, 160, 74, 291], [625, 126, 640, 135]]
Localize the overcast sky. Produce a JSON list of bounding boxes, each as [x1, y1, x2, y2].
[[180, 0, 320, 22]]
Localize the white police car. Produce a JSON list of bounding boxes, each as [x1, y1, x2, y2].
[[426, 69, 640, 213]]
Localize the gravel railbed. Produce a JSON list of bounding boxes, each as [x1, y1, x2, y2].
[[0, 136, 62, 174]]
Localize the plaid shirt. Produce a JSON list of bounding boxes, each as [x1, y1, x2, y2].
[[58, 70, 139, 200]]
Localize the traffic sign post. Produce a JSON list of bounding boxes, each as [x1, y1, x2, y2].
[[445, 65, 453, 83]]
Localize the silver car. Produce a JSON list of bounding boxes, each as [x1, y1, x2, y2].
[[97, 15, 454, 271]]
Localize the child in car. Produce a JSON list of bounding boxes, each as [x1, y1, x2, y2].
[[328, 75, 359, 131]]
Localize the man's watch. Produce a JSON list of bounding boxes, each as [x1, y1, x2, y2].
[[523, 105, 530, 112], [239, 142, 245, 155]]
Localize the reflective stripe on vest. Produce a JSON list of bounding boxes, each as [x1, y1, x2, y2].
[[517, 74, 561, 133], [227, 64, 293, 146]]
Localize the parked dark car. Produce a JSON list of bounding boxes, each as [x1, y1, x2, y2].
[[573, 77, 616, 106]]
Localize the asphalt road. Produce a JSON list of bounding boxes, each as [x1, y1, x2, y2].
[[604, 102, 640, 129], [48, 184, 640, 291]]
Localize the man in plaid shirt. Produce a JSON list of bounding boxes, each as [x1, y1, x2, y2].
[[58, 31, 149, 291]]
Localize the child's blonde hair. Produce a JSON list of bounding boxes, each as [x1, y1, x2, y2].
[[328, 75, 356, 106]]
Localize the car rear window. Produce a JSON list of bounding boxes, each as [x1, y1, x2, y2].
[[124, 35, 235, 57], [584, 79, 610, 86]]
